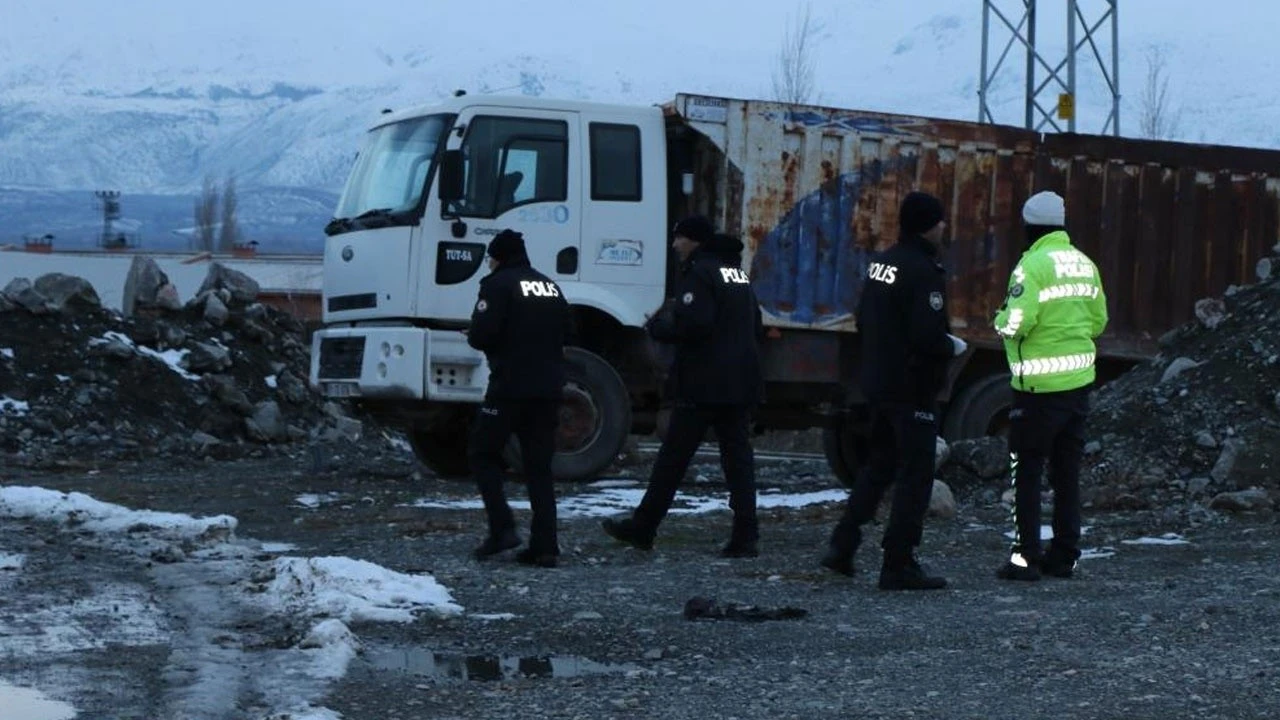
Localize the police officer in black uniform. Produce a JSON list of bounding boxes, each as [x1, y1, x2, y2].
[[820, 191, 966, 590], [601, 216, 765, 557], [466, 229, 570, 568]]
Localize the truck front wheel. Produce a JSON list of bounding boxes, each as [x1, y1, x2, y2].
[[942, 373, 1013, 441], [503, 346, 631, 482], [408, 420, 472, 479], [822, 409, 869, 489]]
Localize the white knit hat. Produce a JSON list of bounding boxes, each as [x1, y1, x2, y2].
[[1022, 191, 1066, 226]]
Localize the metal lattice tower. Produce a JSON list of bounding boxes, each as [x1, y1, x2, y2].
[[978, 0, 1120, 135], [94, 190, 122, 248]]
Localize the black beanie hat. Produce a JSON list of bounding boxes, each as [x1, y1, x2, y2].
[[487, 229, 526, 263], [899, 191, 945, 236], [673, 215, 714, 244]]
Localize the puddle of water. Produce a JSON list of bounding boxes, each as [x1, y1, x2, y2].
[[368, 647, 634, 682], [0, 682, 78, 720]]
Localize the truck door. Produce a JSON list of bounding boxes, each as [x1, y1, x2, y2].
[[420, 107, 582, 322], [577, 112, 668, 311]]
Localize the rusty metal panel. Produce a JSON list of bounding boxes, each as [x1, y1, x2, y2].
[[677, 95, 1038, 336], [1188, 171, 1214, 317], [1097, 161, 1129, 334], [673, 94, 1280, 360], [759, 330, 841, 383], [1170, 166, 1199, 332], [1036, 134, 1280, 355]]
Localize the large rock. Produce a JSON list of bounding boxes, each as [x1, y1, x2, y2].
[[184, 342, 232, 374], [948, 436, 1009, 479], [0, 291, 14, 313], [1209, 439, 1242, 485], [927, 479, 957, 518], [155, 283, 183, 312], [276, 370, 309, 405], [934, 436, 950, 471], [245, 401, 287, 442], [204, 375, 254, 416], [1209, 488, 1272, 513], [3, 278, 53, 314], [1159, 357, 1202, 385], [197, 263, 260, 305], [122, 257, 171, 317], [34, 273, 100, 311], [203, 294, 230, 326], [1194, 297, 1227, 329]]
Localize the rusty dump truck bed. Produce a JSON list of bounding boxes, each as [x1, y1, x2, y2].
[[665, 94, 1280, 360]]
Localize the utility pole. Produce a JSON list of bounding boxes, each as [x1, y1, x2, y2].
[[978, 0, 1120, 135]]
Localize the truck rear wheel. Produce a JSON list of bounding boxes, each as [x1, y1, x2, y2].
[[503, 347, 631, 482], [408, 421, 472, 478], [942, 373, 1013, 441], [822, 409, 869, 489]]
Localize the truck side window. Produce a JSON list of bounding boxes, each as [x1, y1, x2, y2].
[[589, 123, 642, 202], [455, 116, 568, 218]]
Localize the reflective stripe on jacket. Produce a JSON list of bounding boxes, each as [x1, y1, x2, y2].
[[993, 230, 1108, 393]]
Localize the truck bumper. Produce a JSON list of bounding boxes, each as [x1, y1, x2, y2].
[[309, 326, 488, 403]]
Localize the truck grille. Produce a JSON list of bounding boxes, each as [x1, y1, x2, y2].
[[328, 293, 377, 312], [318, 337, 365, 379]]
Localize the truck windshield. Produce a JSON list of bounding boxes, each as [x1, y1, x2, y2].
[[327, 113, 454, 236]]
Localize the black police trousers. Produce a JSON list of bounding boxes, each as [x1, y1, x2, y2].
[[827, 401, 937, 568], [1007, 386, 1089, 562], [633, 403, 758, 540], [467, 399, 560, 554]]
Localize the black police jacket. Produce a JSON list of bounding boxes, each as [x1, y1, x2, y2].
[[856, 233, 955, 407], [648, 236, 764, 406], [467, 260, 570, 401]]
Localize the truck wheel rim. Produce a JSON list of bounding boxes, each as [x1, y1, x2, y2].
[[557, 382, 602, 454]]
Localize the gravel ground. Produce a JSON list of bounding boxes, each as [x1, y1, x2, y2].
[[4, 447, 1278, 720]]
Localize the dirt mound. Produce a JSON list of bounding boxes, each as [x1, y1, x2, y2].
[[1085, 253, 1280, 515], [0, 262, 369, 468]]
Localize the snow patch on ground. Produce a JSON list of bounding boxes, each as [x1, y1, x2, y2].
[[1003, 525, 1095, 541], [0, 682, 78, 720], [1080, 547, 1117, 560], [88, 331, 198, 380], [0, 581, 170, 656], [411, 486, 849, 518], [0, 483, 467, 719], [1, 396, 30, 415], [0, 485, 236, 541], [294, 493, 342, 509], [263, 556, 462, 623], [1122, 533, 1191, 546]]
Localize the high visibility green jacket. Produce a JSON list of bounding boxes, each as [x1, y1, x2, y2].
[[993, 230, 1109, 393]]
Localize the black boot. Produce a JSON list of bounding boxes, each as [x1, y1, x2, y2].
[[1040, 544, 1080, 578], [601, 517, 655, 550], [515, 547, 558, 568], [721, 519, 759, 558], [472, 529, 521, 560], [819, 548, 855, 577], [878, 557, 947, 591], [996, 557, 1042, 582], [720, 539, 759, 558]]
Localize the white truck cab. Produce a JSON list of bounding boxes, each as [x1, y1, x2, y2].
[[311, 94, 671, 480], [312, 91, 1074, 486]]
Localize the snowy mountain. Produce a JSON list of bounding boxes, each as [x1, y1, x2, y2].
[[2, 0, 1278, 250]]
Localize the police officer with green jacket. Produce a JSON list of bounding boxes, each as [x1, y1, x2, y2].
[[993, 190, 1108, 581]]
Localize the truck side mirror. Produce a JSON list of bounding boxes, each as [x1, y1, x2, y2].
[[437, 149, 464, 203]]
